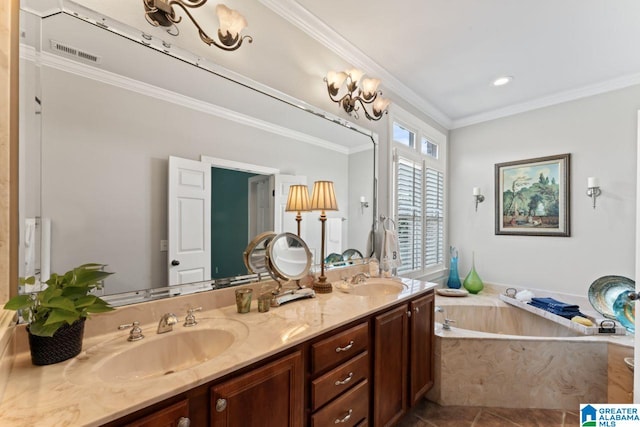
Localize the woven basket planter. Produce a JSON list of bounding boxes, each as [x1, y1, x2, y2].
[[27, 318, 86, 366]]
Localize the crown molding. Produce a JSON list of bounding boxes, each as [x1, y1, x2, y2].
[[21, 46, 353, 155], [451, 72, 640, 129], [259, 0, 453, 130]]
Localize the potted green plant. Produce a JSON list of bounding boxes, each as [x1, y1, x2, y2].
[[4, 263, 114, 365]]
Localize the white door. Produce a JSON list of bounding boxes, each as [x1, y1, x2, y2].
[[248, 175, 273, 240], [272, 174, 307, 235], [168, 156, 211, 286]]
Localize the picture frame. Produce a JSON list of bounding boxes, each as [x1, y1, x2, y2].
[[495, 153, 570, 237]]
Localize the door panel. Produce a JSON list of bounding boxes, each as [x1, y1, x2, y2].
[[168, 156, 211, 286]]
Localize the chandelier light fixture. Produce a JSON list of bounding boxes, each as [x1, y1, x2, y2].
[[143, 1, 253, 51], [324, 68, 391, 121]]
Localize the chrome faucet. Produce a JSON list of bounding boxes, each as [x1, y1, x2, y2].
[[435, 306, 455, 330], [350, 272, 370, 284], [157, 313, 178, 334]]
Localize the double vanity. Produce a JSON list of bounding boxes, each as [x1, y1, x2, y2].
[[0, 273, 436, 426]]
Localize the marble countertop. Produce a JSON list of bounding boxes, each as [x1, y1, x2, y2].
[[0, 278, 436, 427]]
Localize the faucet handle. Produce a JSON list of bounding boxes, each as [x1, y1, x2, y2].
[[184, 306, 202, 327], [118, 321, 144, 341]]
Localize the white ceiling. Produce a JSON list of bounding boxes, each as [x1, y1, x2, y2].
[[267, 0, 640, 128]]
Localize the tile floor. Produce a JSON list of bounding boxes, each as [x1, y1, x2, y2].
[[397, 400, 580, 427]]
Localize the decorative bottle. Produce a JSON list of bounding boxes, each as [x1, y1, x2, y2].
[[463, 251, 484, 294], [446, 246, 462, 289]]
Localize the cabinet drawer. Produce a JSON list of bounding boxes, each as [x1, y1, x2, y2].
[[311, 379, 368, 427], [311, 351, 369, 411], [311, 322, 368, 374]]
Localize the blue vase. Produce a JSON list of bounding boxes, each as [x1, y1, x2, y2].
[[447, 247, 462, 289]]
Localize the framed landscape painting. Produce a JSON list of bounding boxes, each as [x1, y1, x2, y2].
[[495, 153, 570, 237]]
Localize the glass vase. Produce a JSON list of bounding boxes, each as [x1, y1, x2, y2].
[[463, 251, 484, 294], [446, 247, 462, 289]]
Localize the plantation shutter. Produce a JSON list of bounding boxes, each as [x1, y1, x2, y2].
[[424, 168, 444, 268], [396, 156, 422, 274]]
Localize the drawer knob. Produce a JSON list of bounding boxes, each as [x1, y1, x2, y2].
[[415, 307, 420, 313], [215, 398, 227, 412], [334, 372, 354, 386], [334, 409, 353, 424], [177, 417, 191, 427], [335, 340, 354, 353], [407, 310, 411, 318]]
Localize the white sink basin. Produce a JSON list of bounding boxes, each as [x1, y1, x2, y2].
[[65, 319, 248, 384], [336, 278, 407, 296]]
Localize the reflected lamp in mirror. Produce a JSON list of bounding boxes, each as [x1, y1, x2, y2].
[[324, 69, 391, 121], [310, 181, 339, 293], [473, 187, 485, 212], [285, 185, 311, 237], [143, 1, 253, 51], [586, 177, 602, 209]]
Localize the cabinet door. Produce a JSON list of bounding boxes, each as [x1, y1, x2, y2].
[[409, 292, 434, 406], [125, 399, 189, 427], [210, 351, 303, 427], [373, 304, 408, 427]]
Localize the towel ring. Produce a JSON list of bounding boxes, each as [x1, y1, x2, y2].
[[379, 215, 396, 231]]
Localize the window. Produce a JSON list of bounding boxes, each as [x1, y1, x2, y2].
[[391, 114, 447, 278], [396, 157, 422, 273], [422, 137, 438, 159], [393, 123, 415, 148]]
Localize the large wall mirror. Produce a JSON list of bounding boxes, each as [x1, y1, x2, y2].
[[18, 0, 377, 304]]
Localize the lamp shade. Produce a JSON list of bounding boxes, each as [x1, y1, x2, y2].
[[310, 181, 338, 212], [285, 185, 311, 212], [360, 77, 381, 98], [372, 97, 391, 115], [216, 4, 248, 37], [326, 71, 348, 89]]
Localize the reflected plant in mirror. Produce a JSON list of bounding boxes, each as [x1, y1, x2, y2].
[[18, 0, 377, 306]]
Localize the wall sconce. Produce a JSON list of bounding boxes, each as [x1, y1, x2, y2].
[[586, 177, 602, 209], [285, 185, 311, 237], [360, 196, 369, 214], [143, 1, 253, 51], [310, 181, 338, 294], [324, 69, 391, 121], [473, 187, 485, 212]]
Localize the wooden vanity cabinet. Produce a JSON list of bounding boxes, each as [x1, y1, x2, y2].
[[409, 292, 435, 406], [107, 289, 434, 427], [373, 291, 435, 427], [123, 399, 190, 427], [309, 321, 370, 426], [210, 350, 303, 427]]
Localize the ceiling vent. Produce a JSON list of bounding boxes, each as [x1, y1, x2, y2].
[[50, 40, 101, 64]]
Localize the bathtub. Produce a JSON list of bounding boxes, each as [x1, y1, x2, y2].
[[426, 290, 634, 410]]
